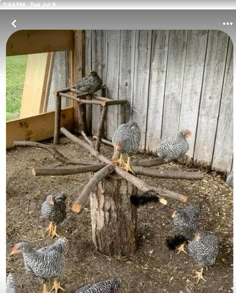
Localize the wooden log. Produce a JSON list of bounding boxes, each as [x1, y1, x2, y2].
[[32, 164, 105, 176], [53, 93, 61, 144], [81, 131, 93, 146], [132, 158, 166, 167], [72, 163, 115, 213], [90, 174, 138, 256], [13, 140, 97, 165], [133, 167, 204, 180], [60, 127, 187, 203], [93, 136, 113, 147], [95, 106, 108, 151]]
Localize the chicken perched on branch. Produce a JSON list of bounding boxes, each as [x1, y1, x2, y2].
[[166, 204, 201, 254], [10, 238, 67, 293], [75, 278, 121, 293], [7, 273, 17, 293], [188, 232, 219, 283], [41, 193, 66, 239], [76, 71, 103, 94], [158, 130, 192, 162], [112, 121, 141, 174]]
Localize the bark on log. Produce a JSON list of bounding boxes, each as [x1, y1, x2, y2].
[[71, 164, 115, 213], [60, 127, 187, 203], [95, 106, 108, 151], [90, 174, 138, 256], [133, 167, 204, 180], [32, 164, 105, 176], [132, 158, 166, 167]]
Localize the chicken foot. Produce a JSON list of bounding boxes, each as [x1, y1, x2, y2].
[[193, 267, 206, 284], [46, 222, 59, 239], [50, 279, 65, 292], [176, 243, 187, 254]]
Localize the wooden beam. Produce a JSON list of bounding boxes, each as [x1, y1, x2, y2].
[[7, 30, 74, 56], [7, 107, 74, 149]]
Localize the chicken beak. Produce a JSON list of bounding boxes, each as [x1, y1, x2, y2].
[[49, 197, 55, 205], [10, 245, 20, 255], [172, 211, 176, 218]]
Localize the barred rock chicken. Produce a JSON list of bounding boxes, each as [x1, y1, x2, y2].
[[171, 204, 201, 254], [41, 193, 66, 239], [158, 129, 192, 162], [112, 121, 141, 174], [226, 172, 233, 188], [76, 71, 103, 94], [75, 278, 120, 293], [7, 273, 17, 293], [10, 238, 66, 293], [188, 232, 219, 283]]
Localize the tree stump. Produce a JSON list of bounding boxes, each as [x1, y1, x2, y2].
[[90, 174, 138, 256]]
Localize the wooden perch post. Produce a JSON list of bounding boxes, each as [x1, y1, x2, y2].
[[53, 93, 61, 144], [90, 174, 138, 256], [60, 127, 187, 203], [95, 105, 108, 151]]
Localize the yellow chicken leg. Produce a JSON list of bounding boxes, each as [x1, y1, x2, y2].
[[50, 279, 65, 292], [43, 283, 49, 293], [176, 243, 187, 254], [123, 157, 135, 174], [51, 224, 59, 239], [193, 268, 206, 284], [46, 222, 55, 237], [112, 154, 125, 167]]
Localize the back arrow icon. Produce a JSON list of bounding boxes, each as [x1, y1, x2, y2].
[[12, 20, 16, 28]]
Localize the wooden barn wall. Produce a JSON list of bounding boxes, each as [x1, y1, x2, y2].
[[85, 30, 233, 172]]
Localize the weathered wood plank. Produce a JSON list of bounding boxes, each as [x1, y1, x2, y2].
[[118, 30, 136, 122], [7, 107, 74, 148], [162, 30, 188, 138], [212, 39, 233, 172], [194, 31, 229, 165], [7, 30, 74, 56], [47, 52, 68, 112], [178, 30, 208, 157], [91, 30, 106, 136], [132, 30, 152, 150], [145, 30, 169, 153], [105, 30, 121, 140]]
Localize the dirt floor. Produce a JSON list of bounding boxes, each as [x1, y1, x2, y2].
[[6, 137, 233, 293]]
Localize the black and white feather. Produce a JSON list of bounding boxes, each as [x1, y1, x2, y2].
[[75, 279, 121, 293], [158, 130, 191, 162], [7, 273, 17, 293], [188, 232, 219, 267], [13, 238, 66, 279]]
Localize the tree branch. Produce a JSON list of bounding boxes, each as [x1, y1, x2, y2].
[[133, 167, 204, 180], [13, 140, 97, 166], [60, 127, 187, 203], [72, 163, 115, 213], [32, 164, 105, 176], [132, 158, 166, 167]]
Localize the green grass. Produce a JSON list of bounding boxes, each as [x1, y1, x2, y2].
[[6, 55, 27, 121]]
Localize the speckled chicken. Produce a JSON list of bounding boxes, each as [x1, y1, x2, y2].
[[7, 273, 17, 293], [112, 121, 141, 174], [188, 232, 219, 283], [76, 71, 103, 94], [158, 130, 192, 162], [171, 204, 201, 254], [226, 172, 233, 188], [41, 193, 66, 238], [10, 237, 66, 293], [75, 278, 120, 293]]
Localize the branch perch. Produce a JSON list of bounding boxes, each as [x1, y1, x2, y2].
[[60, 127, 188, 203], [72, 163, 115, 213], [13, 141, 97, 166], [32, 164, 105, 176]]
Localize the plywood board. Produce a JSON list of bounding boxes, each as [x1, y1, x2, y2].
[[7, 30, 74, 56], [7, 107, 74, 148]]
